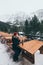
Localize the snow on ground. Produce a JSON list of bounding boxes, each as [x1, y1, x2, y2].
[[35, 50, 43, 65], [0, 41, 43, 65], [23, 50, 43, 65], [0, 42, 21, 65]]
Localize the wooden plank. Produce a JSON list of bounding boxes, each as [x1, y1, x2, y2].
[[19, 40, 43, 54]]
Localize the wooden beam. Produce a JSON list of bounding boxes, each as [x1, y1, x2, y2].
[[22, 50, 34, 64], [39, 46, 43, 54]]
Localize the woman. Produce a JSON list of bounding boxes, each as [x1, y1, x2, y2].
[[12, 32, 21, 61]]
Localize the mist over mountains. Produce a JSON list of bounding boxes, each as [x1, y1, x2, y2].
[[0, 9, 43, 35], [7, 9, 43, 26], [30, 9, 43, 20], [7, 12, 30, 25], [0, 9, 43, 25]]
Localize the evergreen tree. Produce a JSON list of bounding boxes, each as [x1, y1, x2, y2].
[[10, 25, 18, 33], [40, 20, 43, 33], [30, 15, 40, 35], [24, 20, 29, 36]]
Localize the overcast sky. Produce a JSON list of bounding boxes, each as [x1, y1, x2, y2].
[[0, 0, 43, 21]]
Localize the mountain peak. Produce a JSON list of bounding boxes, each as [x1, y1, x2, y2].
[[34, 9, 43, 20]]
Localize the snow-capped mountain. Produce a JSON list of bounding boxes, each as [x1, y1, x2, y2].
[[35, 9, 43, 20], [0, 9, 43, 25], [30, 9, 43, 20], [8, 9, 43, 25], [6, 12, 31, 25]]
